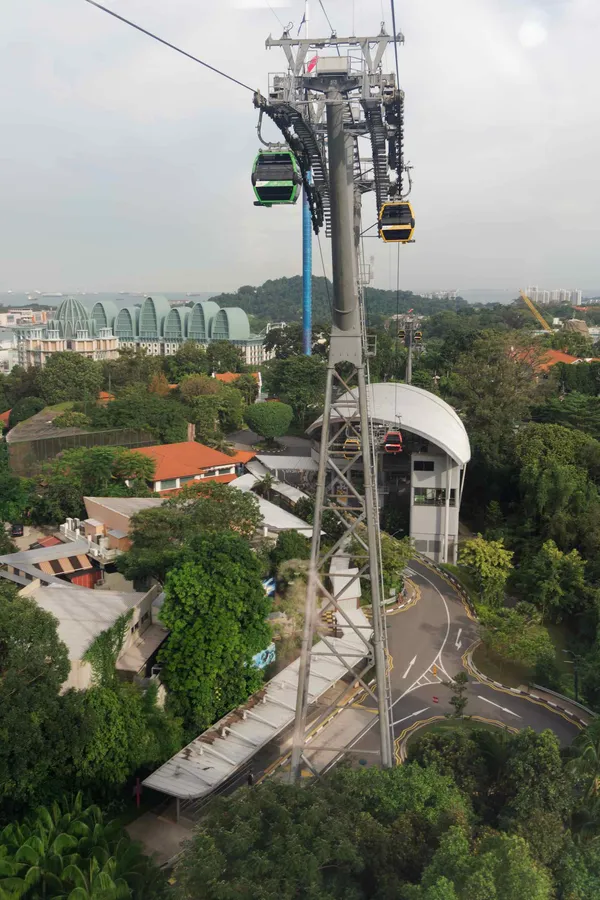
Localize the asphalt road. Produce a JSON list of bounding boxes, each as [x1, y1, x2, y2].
[[351, 558, 580, 760]]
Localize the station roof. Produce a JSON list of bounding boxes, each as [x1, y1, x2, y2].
[[307, 383, 471, 467]]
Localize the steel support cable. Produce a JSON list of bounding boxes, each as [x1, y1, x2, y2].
[[82, 0, 257, 93]]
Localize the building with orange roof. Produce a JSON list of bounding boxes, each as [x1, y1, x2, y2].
[[515, 346, 600, 374], [97, 391, 115, 406], [130, 441, 254, 494], [214, 371, 262, 393], [0, 409, 11, 429]]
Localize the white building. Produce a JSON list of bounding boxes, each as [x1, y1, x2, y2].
[[308, 384, 471, 564], [0, 331, 18, 373]]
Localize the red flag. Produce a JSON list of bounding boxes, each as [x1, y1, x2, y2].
[[307, 54, 318, 73]]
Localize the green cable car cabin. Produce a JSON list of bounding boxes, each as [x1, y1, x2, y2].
[[251, 150, 302, 206], [379, 201, 415, 243]]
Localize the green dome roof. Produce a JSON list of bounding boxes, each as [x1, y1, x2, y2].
[[55, 297, 91, 338]]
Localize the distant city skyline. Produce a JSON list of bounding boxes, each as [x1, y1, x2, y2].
[[0, 1, 599, 292]]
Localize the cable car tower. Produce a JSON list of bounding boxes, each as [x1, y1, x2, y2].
[[254, 23, 411, 780]]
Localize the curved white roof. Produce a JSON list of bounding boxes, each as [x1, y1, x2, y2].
[[308, 383, 471, 466]]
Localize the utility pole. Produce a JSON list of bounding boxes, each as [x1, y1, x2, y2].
[[258, 27, 403, 780]]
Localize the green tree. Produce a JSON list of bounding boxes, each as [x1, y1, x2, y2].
[[480, 606, 555, 669], [86, 394, 189, 444], [148, 371, 171, 396], [244, 401, 293, 444], [178, 374, 220, 401], [517, 539, 587, 622], [262, 355, 327, 427], [0, 591, 88, 819], [75, 682, 181, 793], [0, 444, 28, 524], [412, 827, 553, 900], [174, 763, 470, 899], [103, 347, 163, 393], [444, 672, 469, 718], [8, 396, 45, 429], [408, 727, 489, 797], [164, 340, 209, 382], [118, 482, 262, 584], [29, 446, 155, 524], [569, 720, 600, 801], [40, 353, 102, 406], [236, 373, 260, 404], [206, 341, 245, 374], [446, 332, 540, 469], [459, 534, 513, 607], [271, 529, 311, 569], [158, 534, 272, 729]]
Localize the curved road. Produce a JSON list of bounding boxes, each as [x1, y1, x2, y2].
[[350, 558, 581, 762]]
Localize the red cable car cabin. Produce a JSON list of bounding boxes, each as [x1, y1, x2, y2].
[[384, 431, 403, 454]]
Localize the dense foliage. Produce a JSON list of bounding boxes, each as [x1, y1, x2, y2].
[[118, 481, 263, 584], [244, 400, 293, 442], [159, 534, 272, 731], [28, 446, 155, 524], [174, 722, 600, 900], [0, 793, 165, 900]]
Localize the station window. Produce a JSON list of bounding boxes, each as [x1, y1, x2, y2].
[[414, 487, 456, 507], [413, 460, 435, 472], [160, 478, 178, 490]]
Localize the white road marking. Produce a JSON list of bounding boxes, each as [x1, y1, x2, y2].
[[403, 655, 417, 679], [399, 567, 451, 701], [404, 568, 416, 577], [478, 695, 521, 718], [455, 627, 463, 649], [392, 707, 430, 727]]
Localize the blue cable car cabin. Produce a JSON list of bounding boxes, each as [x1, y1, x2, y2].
[[379, 201, 415, 243], [251, 150, 302, 206]]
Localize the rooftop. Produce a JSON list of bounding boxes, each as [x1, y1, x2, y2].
[[134, 441, 238, 481], [214, 372, 259, 384], [143, 608, 370, 800], [28, 583, 145, 659]]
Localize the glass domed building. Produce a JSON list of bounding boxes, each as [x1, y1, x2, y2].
[[16, 296, 273, 368]]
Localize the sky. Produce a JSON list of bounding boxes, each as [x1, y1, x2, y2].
[[1, 0, 598, 294]]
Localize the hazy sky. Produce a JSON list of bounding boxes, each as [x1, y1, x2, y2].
[[1, 0, 598, 293]]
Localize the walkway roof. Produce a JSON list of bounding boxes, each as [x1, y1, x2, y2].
[[307, 383, 471, 467], [143, 608, 371, 800]]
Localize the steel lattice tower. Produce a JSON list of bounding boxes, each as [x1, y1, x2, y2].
[[256, 27, 406, 779]]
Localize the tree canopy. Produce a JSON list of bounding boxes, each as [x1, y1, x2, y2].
[[118, 481, 262, 584], [158, 534, 272, 729], [244, 401, 293, 442]]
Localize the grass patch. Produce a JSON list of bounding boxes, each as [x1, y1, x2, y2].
[[44, 401, 75, 413], [406, 717, 511, 747], [441, 563, 480, 600], [474, 620, 576, 692]]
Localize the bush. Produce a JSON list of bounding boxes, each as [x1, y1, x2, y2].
[[271, 530, 311, 570], [52, 411, 92, 429], [244, 401, 293, 442], [8, 396, 45, 429]]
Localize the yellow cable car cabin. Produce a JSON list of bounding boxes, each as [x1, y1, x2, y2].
[[379, 201, 415, 243], [343, 438, 360, 460]]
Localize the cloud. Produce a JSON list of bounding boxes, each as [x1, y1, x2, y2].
[[0, 0, 598, 293]]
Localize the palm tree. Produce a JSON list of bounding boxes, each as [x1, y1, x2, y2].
[[254, 473, 276, 502], [0, 795, 159, 900]]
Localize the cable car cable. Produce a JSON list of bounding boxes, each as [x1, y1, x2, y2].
[[317, 0, 336, 35], [389, 0, 401, 86], [82, 0, 257, 93]]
